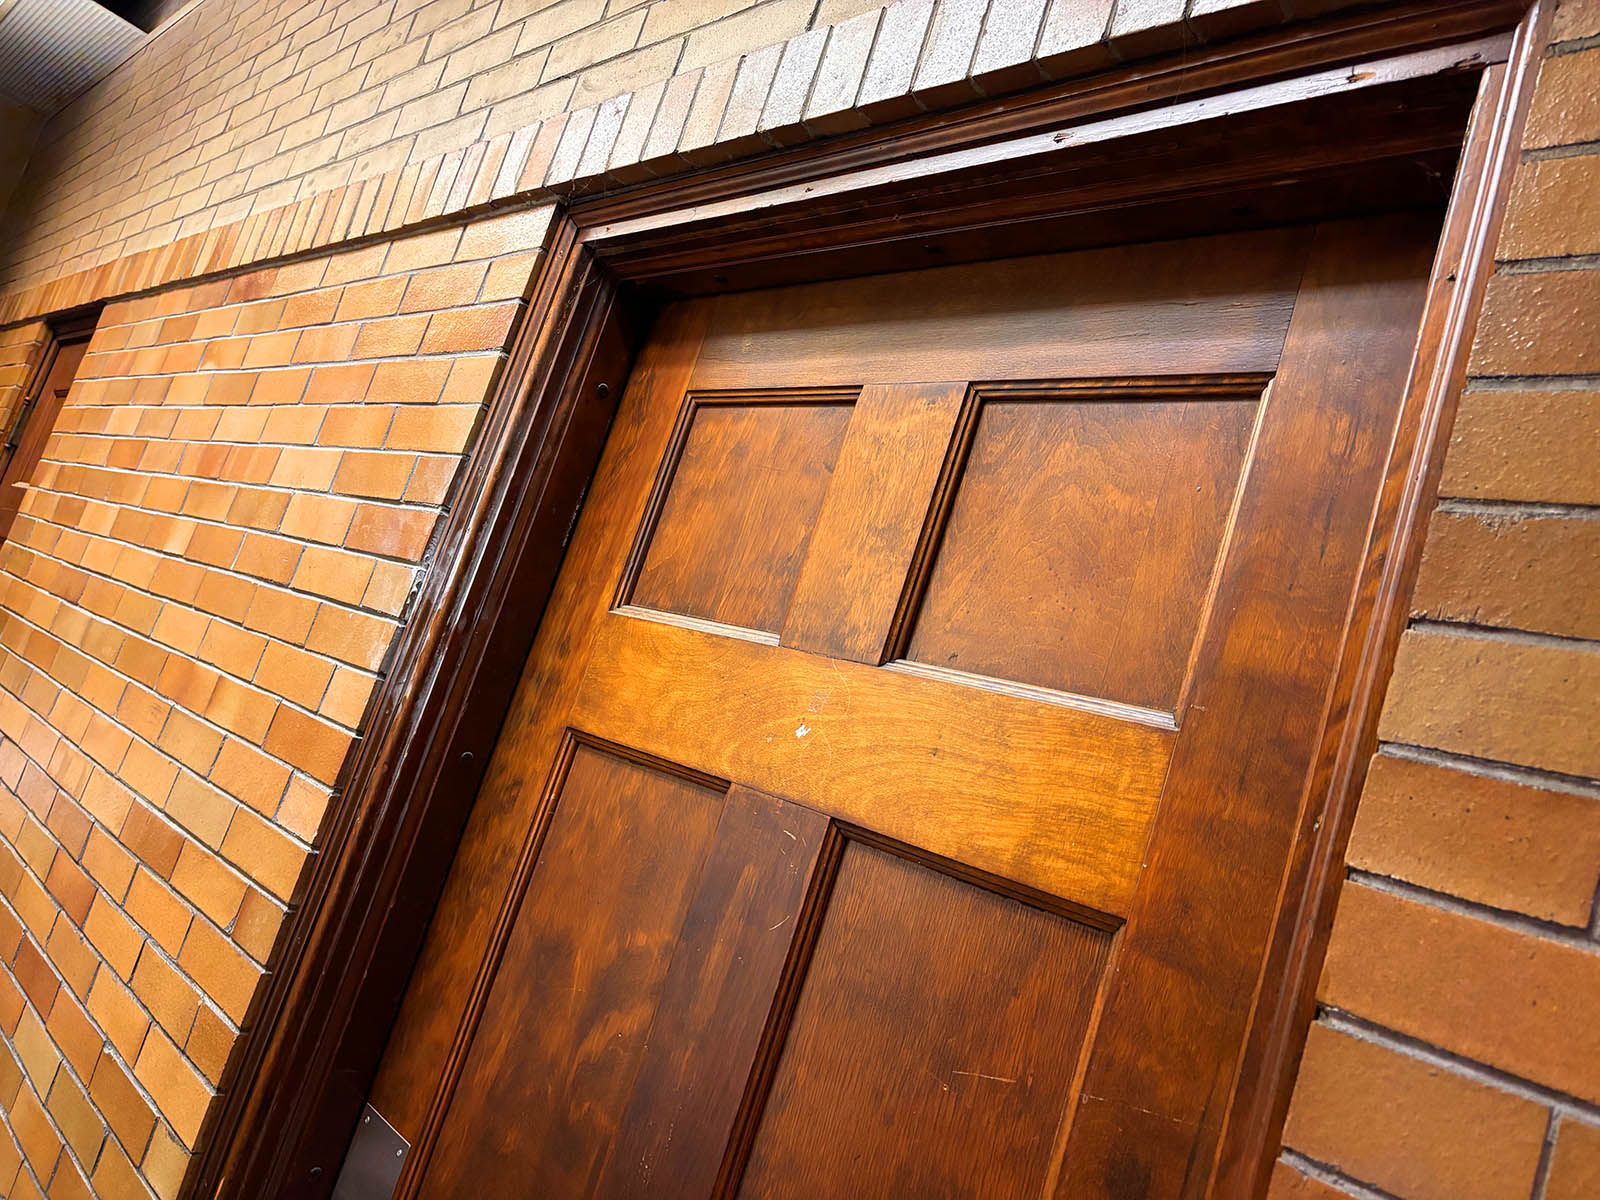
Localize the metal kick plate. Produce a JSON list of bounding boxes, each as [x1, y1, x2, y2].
[[332, 1103, 409, 1200]]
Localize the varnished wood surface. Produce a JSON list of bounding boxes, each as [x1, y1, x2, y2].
[[690, 228, 1307, 389], [372, 217, 1437, 1200], [1056, 216, 1435, 1197], [631, 398, 852, 634], [574, 611, 1169, 912], [906, 385, 1262, 712], [737, 841, 1111, 1199], [781, 382, 967, 664], [595, 789, 831, 1198], [424, 744, 726, 1194]]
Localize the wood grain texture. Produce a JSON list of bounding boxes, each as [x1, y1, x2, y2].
[[596, 788, 831, 1198], [632, 398, 853, 634], [573, 611, 1169, 913], [736, 840, 1111, 1199], [422, 743, 726, 1195], [782, 382, 968, 664], [690, 228, 1308, 389], [1056, 216, 1435, 1198], [907, 386, 1262, 711]]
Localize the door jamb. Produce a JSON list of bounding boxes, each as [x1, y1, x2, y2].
[[193, 3, 1546, 1196]]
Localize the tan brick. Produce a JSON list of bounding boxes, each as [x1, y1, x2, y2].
[[133, 1028, 210, 1149], [90, 1050, 157, 1162], [1283, 1023, 1546, 1200], [176, 917, 261, 1025], [1379, 627, 1600, 778], [1524, 48, 1600, 150], [1441, 389, 1600, 506], [1499, 155, 1600, 260], [1349, 753, 1600, 927], [1413, 509, 1600, 640], [1321, 881, 1600, 1104], [1470, 268, 1600, 377]]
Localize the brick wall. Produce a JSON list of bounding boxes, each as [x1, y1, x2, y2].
[[0, 211, 545, 1198], [0, 0, 1595, 1197], [1273, 6, 1600, 1198]]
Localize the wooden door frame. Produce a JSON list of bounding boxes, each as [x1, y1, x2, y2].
[[194, 2, 1547, 1196], [0, 309, 98, 478]]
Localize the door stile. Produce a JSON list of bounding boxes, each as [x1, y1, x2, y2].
[[1218, 4, 1554, 1193]]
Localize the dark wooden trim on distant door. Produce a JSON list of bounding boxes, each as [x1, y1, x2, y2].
[[189, 3, 1538, 1196]]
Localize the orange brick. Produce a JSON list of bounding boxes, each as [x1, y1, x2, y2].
[[1413, 508, 1599, 641], [133, 1027, 210, 1150], [220, 808, 307, 902], [231, 887, 283, 964], [332, 275, 407, 322], [141, 1122, 188, 1200], [1523, 48, 1600, 149], [252, 642, 334, 710], [304, 605, 395, 671], [333, 449, 417, 500], [85, 894, 143, 979], [87, 971, 151, 1062], [168, 842, 246, 928], [383, 226, 463, 273], [1499, 155, 1600, 260], [351, 313, 430, 359], [318, 404, 395, 448], [420, 300, 519, 354], [263, 706, 351, 785], [123, 869, 191, 957], [1470, 268, 1600, 377], [209, 738, 290, 817], [1548, 1118, 1600, 1200], [46, 1067, 105, 1166], [90, 1137, 151, 1200], [131, 946, 201, 1041], [290, 544, 375, 605], [386, 403, 480, 452], [1321, 881, 1600, 1104], [1284, 1023, 1545, 1200], [90, 1049, 157, 1159], [162, 771, 234, 849], [345, 503, 437, 559], [303, 362, 376, 406], [1379, 628, 1600, 779], [184, 1002, 234, 1087], [45, 918, 98, 999], [399, 261, 488, 312], [120, 804, 184, 878], [359, 360, 445, 412], [176, 916, 261, 1025], [9, 1081, 61, 1183]]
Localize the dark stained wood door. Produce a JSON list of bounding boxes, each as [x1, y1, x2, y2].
[[0, 333, 88, 542], [370, 218, 1433, 1198]]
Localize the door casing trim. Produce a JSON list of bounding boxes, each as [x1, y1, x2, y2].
[[192, 3, 1548, 1196]]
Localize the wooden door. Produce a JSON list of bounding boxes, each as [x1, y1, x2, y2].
[[0, 333, 88, 542], [371, 218, 1433, 1198]]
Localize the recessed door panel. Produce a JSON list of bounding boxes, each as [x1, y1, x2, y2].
[[739, 839, 1111, 1199]]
